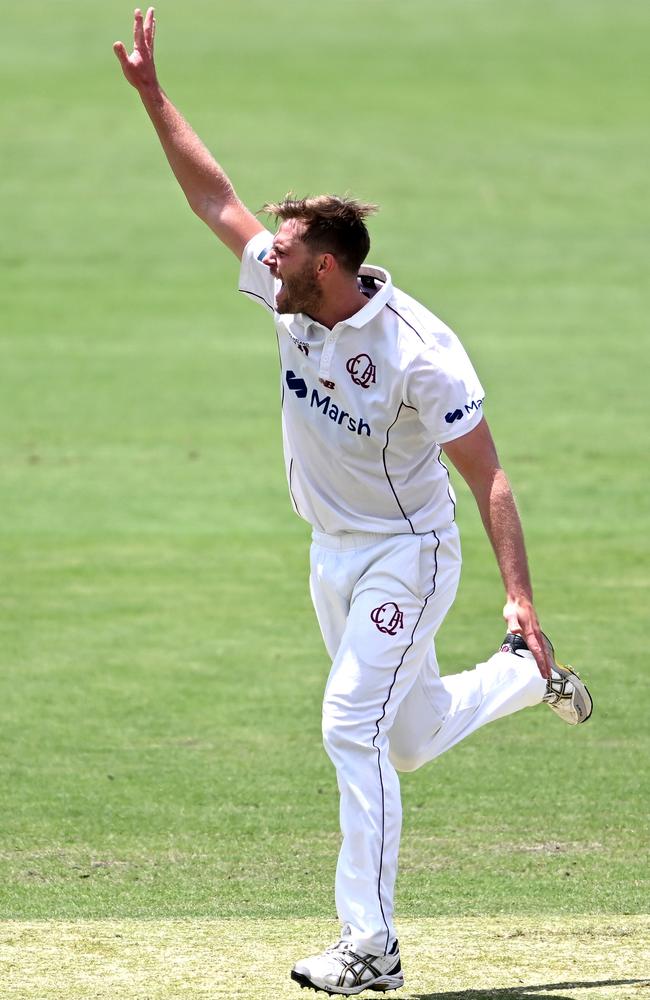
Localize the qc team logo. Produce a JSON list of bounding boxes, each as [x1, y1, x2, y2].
[[371, 602, 405, 636], [346, 353, 377, 388]]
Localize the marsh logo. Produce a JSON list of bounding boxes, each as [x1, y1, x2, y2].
[[445, 409, 463, 424], [371, 602, 404, 636], [285, 371, 371, 437], [286, 371, 307, 398], [445, 398, 484, 424], [346, 353, 377, 388]]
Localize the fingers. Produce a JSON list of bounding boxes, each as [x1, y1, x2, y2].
[[525, 630, 552, 680], [113, 40, 129, 70], [144, 6, 155, 51], [503, 601, 522, 634], [506, 614, 521, 634], [503, 600, 552, 679], [134, 7, 145, 50], [523, 621, 552, 679]]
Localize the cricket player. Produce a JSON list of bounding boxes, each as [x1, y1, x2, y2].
[[114, 9, 593, 995]]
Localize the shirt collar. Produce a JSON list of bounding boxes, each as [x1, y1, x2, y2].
[[344, 264, 393, 329], [296, 264, 393, 333]]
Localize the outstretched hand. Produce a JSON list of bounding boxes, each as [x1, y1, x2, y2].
[[503, 598, 553, 679], [113, 7, 158, 91]]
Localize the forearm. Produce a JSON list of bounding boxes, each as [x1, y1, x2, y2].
[[474, 467, 533, 606], [138, 83, 239, 220], [114, 9, 263, 257], [442, 420, 551, 675]]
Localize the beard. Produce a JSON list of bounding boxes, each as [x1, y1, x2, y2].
[[276, 263, 323, 316]]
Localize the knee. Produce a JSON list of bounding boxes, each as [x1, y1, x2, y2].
[[388, 722, 434, 772], [388, 744, 423, 773], [321, 703, 375, 764]]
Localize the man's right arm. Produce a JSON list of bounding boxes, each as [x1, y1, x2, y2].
[[113, 7, 264, 260]]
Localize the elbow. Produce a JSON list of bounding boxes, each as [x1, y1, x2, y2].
[[186, 191, 210, 220]]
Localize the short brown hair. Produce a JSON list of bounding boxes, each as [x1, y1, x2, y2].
[[262, 194, 378, 274]]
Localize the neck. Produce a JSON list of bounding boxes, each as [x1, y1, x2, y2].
[[308, 285, 369, 330]]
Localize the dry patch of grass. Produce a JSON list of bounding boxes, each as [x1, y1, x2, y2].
[[1, 916, 648, 999]]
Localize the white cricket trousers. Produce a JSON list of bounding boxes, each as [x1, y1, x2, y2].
[[309, 526, 546, 957]]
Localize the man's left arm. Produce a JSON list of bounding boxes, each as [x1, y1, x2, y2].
[[442, 417, 553, 679]]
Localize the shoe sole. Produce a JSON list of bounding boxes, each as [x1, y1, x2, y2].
[[291, 969, 404, 995], [541, 633, 594, 725], [550, 664, 594, 724]]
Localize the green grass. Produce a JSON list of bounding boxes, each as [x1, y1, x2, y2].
[[1, 0, 649, 936]]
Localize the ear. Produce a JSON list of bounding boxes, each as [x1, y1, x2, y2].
[[316, 253, 337, 278]]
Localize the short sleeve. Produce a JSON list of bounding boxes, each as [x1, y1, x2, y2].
[[404, 334, 486, 445], [238, 229, 277, 314]]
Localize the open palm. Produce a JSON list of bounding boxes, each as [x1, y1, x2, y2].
[[113, 7, 157, 90]]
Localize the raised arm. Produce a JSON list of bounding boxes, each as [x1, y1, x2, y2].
[[442, 418, 553, 679], [113, 7, 264, 259]]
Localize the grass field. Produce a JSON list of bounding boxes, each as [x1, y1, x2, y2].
[[1, 0, 649, 996], [2, 917, 649, 999]]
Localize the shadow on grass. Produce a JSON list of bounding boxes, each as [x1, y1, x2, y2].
[[412, 978, 650, 1000]]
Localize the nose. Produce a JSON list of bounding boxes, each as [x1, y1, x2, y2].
[[263, 250, 276, 269]]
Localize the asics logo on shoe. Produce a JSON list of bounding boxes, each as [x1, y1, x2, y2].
[[346, 353, 377, 388], [291, 937, 404, 994], [371, 602, 405, 635]]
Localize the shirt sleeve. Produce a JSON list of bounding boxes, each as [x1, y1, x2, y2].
[[238, 229, 277, 315], [404, 332, 486, 445]]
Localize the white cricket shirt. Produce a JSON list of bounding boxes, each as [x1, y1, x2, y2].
[[239, 229, 485, 536]]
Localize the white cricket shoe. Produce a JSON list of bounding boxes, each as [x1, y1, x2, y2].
[[291, 938, 404, 995], [500, 631, 593, 725]]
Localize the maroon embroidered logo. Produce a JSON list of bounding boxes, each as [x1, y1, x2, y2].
[[346, 353, 377, 388], [371, 602, 405, 636]]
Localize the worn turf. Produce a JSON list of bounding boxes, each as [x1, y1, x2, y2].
[[1, 917, 649, 999]]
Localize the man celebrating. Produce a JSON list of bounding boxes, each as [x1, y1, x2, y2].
[[114, 10, 592, 995]]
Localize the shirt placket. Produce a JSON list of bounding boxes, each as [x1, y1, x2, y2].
[[318, 327, 342, 391]]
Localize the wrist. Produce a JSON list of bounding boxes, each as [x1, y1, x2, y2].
[[504, 593, 534, 617], [139, 80, 165, 109]]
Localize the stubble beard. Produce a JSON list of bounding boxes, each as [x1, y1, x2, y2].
[[276, 264, 323, 317]]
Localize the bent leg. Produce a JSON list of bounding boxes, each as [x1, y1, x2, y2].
[[389, 644, 546, 773]]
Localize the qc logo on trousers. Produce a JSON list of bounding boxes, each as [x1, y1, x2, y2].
[[371, 602, 405, 635]]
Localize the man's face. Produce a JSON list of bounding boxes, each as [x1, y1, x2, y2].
[[263, 219, 323, 316]]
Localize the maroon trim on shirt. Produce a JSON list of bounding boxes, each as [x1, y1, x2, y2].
[[382, 403, 415, 534], [436, 445, 456, 522], [385, 302, 425, 343], [239, 287, 274, 312]]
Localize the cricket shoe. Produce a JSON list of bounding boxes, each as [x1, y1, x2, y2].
[[500, 632, 593, 725], [291, 938, 403, 995]]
